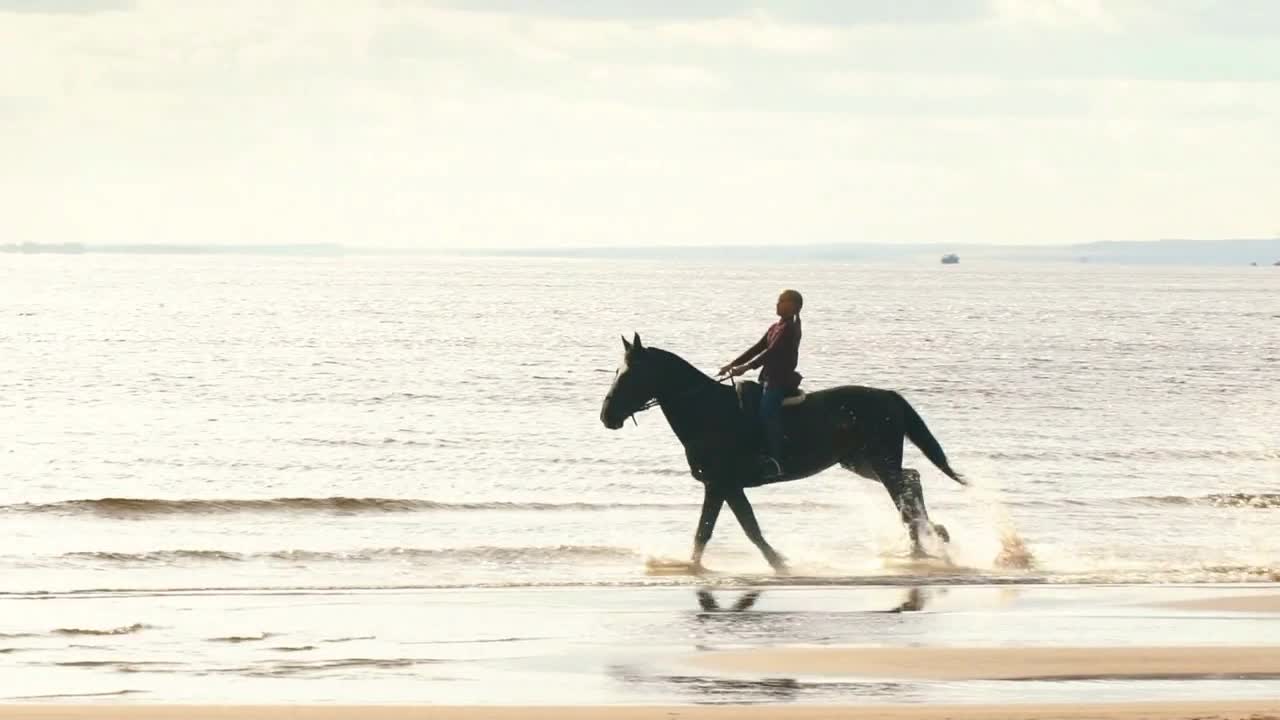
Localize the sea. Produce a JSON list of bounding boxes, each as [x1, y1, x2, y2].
[[1, 254, 1277, 704]]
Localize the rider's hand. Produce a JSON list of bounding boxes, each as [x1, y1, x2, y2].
[[729, 365, 748, 377], [717, 363, 734, 377]]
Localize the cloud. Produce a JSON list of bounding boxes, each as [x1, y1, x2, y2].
[[376, 4, 851, 59], [988, 0, 1124, 31], [657, 13, 843, 54], [2, 1, 1278, 248], [0, 0, 129, 13], [989, 0, 1280, 36], [421, 0, 990, 25], [815, 71, 1007, 100], [1181, 0, 1280, 36]]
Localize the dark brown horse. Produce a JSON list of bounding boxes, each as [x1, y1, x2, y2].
[[600, 333, 966, 573]]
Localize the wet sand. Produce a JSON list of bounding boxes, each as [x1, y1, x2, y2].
[[690, 645, 1280, 681], [5, 584, 1280, 705], [3, 702, 1280, 720], [1155, 593, 1280, 614]]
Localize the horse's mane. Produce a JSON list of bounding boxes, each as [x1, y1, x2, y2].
[[646, 347, 713, 384]]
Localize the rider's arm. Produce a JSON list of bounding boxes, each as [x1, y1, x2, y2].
[[729, 335, 767, 368], [742, 322, 794, 371]]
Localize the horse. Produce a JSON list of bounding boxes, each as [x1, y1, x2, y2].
[[599, 333, 966, 573]]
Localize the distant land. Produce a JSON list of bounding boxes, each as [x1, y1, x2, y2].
[[0, 242, 344, 256], [3, 239, 1279, 266], [474, 238, 1280, 266]]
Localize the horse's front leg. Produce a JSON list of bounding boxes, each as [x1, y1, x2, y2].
[[691, 485, 723, 572], [723, 486, 788, 574]]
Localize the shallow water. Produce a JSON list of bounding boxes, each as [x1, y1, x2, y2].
[[2, 255, 1278, 702]]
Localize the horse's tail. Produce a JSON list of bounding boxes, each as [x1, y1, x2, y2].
[[896, 392, 966, 485]]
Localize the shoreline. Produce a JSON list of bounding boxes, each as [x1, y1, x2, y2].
[[688, 645, 1280, 681], [4, 702, 1280, 720]]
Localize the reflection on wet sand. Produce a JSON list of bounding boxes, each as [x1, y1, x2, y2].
[[694, 587, 931, 615], [697, 589, 763, 613], [681, 587, 942, 647], [604, 588, 944, 704]]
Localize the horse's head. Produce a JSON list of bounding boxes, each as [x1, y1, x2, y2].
[[600, 332, 658, 430]]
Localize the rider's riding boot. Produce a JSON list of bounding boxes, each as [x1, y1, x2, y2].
[[757, 425, 778, 476], [759, 388, 787, 478]]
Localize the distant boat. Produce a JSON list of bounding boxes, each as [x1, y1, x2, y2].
[[941, 253, 959, 265]]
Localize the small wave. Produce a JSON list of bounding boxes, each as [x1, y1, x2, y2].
[[55, 660, 177, 671], [296, 433, 448, 446], [6, 497, 461, 515], [61, 545, 639, 565], [53, 623, 151, 636], [1201, 564, 1280, 582], [2, 496, 737, 516], [271, 646, 317, 653], [0, 576, 1042, 599], [405, 636, 545, 646], [243, 657, 441, 677], [5, 690, 145, 701], [297, 438, 384, 447], [1131, 493, 1280, 509], [363, 392, 440, 404], [1046, 564, 1280, 585], [986, 448, 1279, 462], [65, 550, 242, 563], [207, 632, 275, 643]]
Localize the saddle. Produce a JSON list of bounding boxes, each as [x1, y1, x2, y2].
[[735, 380, 806, 417]]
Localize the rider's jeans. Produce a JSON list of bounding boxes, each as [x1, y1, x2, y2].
[[760, 384, 786, 461]]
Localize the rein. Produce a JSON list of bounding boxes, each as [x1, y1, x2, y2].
[[627, 373, 733, 426]]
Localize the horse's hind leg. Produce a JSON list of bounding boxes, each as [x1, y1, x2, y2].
[[872, 458, 934, 558], [903, 468, 949, 543], [840, 455, 946, 557]]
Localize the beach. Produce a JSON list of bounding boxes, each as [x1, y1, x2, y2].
[[4, 700, 1280, 720], [692, 645, 1280, 681]]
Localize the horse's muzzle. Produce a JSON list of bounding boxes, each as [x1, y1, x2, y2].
[[601, 397, 624, 430]]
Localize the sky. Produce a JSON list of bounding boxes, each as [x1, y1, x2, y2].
[[2, 0, 1278, 249]]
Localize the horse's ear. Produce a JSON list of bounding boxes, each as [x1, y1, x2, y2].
[[632, 332, 644, 350], [621, 334, 632, 352]]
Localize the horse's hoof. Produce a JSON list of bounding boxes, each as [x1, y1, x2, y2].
[[932, 523, 951, 543]]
